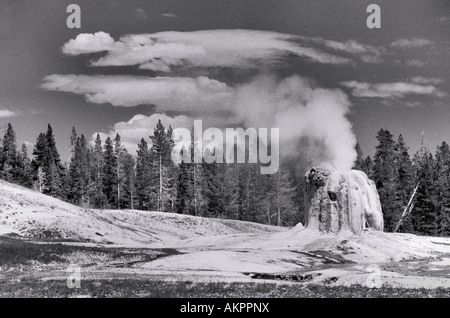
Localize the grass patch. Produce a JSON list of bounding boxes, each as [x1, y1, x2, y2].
[[1, 278, 449, 298], [1, 236, 449, 298], [0, 236, 178, 269]]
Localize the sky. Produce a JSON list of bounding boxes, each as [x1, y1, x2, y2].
[[1, 0, 450, 169]]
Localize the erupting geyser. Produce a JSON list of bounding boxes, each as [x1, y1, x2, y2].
[[304, 167, 384, 234]]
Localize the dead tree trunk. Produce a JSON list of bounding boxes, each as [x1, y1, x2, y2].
[[394, 182, 419, 233]]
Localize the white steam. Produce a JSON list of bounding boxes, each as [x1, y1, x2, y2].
[[43, 73, 356, 170], [232, 75, 356, 171]]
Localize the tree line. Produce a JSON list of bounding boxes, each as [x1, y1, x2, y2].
[[0, 122, 300, 227], [0, 121, 449, 236], [354, 130, 450, 236]]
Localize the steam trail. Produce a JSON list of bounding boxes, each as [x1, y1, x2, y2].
[[233, 75, 357, 171]]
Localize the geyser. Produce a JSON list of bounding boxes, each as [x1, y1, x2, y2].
[[304, 167, 384, 234]]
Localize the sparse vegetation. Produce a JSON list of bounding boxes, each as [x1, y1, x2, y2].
[[1, 278, 449, 298], [1, 236, 449, 298], [0, 236, 177, 270]]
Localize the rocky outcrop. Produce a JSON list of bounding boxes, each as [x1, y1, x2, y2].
[[304, 167, 384, 234]]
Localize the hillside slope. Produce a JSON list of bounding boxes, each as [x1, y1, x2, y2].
[[2, 180, 450, 289], [0, 180, 284, 245]]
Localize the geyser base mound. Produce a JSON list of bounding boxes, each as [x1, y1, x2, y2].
[[304, 167, 384, 234]]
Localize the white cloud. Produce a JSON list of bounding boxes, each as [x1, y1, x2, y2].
[[61, 30, 352, 71], [232, 75, 356, 170], [341, 80, 446, 99], [438, 16, 450, 23], [94, 113, 193, 154], [22, 141, 34, 149], [135, 8, 148, 19], [308, 38, 385, 64], [391, 38, 433, 48], [320, 39, 370, 54], [410, 76, 443, 85], [0, 109, 19, 118], [29, 109, 44, 115], [62, 32, 115, 55], [59, 73, 358, 170], [160, 13, 178, 18], [405, 59, 426, 67], [41, 74, 235, 111]]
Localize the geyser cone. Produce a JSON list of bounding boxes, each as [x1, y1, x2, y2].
[[304, 167, 384, 234]]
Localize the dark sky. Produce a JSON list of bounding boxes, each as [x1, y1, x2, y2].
[[1, 0, 450, 164]]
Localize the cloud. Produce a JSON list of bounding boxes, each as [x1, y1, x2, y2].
[[41, 74, 235, 111], [160, 13, 178, 18], [438, 16, 450, 23], [94, 113, 193, 154], [88, 75, 357, 171], [135, 8, 148, 19], [62, 32, 115, 55], [391, 38, 433, 48], [61, 30, 352, 71], [22, 141, 34, 149], [341, 80, 446, 99], [0, 109, 19, 118], [232, 75, 356, 170], [410, 76, 443, 85], [308, 38, 385, 64], [404, 59, 426, 67], [29, 109, 44, 115]]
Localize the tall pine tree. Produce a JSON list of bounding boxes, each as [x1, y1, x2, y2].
[[149, 120, 176, 212], [373, 129, 398, 231], [89, 134, 107, 208], [31, 125, 65, 198], [135, 138, 152, 210], [102, 137, 117, 208], [0, 123, 18, 182]]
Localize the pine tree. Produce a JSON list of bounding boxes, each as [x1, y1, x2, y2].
[[233, 164, 250, 221], [190, 136, 204, 216], [67, 134, 90, 205], [432, 142, 450, 236], [273, 165, 297, 226], [32, 133, 47, 169], [363, 156, 374, 179], [114, 133, 126, 209], [286, 165, 307, 226], [227, 162, 261, 222], [69, 127, 78, 159], [44, 124, 65, 197], [392, 135, 415, 233], [165, 127, 178, 212], [202, 148, 225, 218], [353, 143, 365, 171], [373, 129, 398, 231], [16, 143, 33, 188], [353, 143, 374, 179], [102, 137, 117, 208], [412, 148, 437, 235], [149, 120, 176, 212], [175, 148, 192, 214], [221, 163, 237, 219], [121, 152, 136, 209], [135, 138, 152, 210], [31, 125, 65, 198], [89, 134, 107, 208], [0, 123, 18, 182], [246, 165, 267, 223]]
